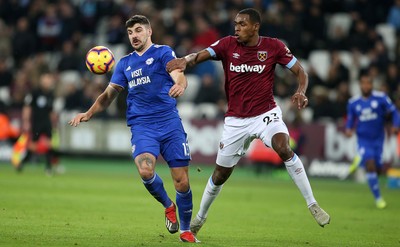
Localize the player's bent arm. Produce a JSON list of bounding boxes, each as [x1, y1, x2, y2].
[[289, 61, 309, 109], [69, 84, 122, 126], [168, 70, 187, 98]]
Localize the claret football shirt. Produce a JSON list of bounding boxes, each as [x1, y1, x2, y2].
[[207, 36, 297, 118]]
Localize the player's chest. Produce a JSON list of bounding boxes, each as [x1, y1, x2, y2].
[[355, 100, 382, 117], [124, 57, 162, 89], [226, 48, 274, 72]]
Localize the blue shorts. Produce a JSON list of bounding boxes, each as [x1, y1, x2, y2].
[[357, 137, 384, 168], [130, 117, 190, 168]]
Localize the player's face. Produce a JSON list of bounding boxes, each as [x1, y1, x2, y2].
[[360, 76, 373, 97], [234, 14, 259, 45], [127, 23, 152, 52]]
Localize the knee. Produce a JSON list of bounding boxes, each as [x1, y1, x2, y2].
[[174, 176, 189, 192], [138, 168, 154, 180], [274, 143, 293, 161], [135, 156, 155, 180]]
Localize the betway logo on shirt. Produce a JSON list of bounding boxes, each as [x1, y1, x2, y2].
[[230, 63, 266, 74]]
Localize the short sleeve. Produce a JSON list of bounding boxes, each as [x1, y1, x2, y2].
[[110, 58, 128, 88], [275, 39, 297, 69], [207, 37, 230, 60], [160, 46, 176, 68]]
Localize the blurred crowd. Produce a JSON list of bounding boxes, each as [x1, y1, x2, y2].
[[0, 0, 400, 128]]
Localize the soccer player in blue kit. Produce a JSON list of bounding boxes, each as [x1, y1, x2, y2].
[[69, 15, 199, 243], [345, 74, 399, 209]]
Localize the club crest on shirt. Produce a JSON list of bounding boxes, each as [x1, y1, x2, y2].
[[257, 51, 268, 62], [146, 57, 154, 65], [219, 142, 224, 150]]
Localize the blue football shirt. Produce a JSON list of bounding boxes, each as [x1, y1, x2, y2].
[[110, 44, 179, 125], [346, 91, 399, 140]]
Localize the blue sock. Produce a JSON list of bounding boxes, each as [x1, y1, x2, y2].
[[176, 189, 193, 231], [366, 172, 381, 200], [142, 174, 172, 208]]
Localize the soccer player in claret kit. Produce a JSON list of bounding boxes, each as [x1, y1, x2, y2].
[[345, 74, 400, 209], [167, 8, 330, 236], [69, 15, 199, 243]]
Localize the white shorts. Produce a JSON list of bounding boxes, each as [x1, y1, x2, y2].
[[216, 106, 289, 167]]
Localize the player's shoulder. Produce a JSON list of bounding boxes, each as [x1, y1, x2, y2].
[[152, 44, 173, 51], [211, 36, 234, 45], [372, 90, 388, 99], [348, 95, 361, 104], [261, 36, 285, 45]]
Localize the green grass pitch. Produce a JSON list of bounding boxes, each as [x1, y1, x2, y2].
[[1, 157, 400, 247]]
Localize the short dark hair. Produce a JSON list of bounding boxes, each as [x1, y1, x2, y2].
[[125, 15, 151, 28], [238, 8, 261, 24]]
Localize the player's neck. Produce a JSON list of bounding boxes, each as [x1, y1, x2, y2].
[[136, 41, 153, 56], [362, 92, 372, 98], [244, 35, 260, 47]]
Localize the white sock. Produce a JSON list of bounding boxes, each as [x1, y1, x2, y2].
[[285, 154, 317, 207], [197, 176, 223, 219]]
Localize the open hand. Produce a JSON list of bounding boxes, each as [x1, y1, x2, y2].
[[68, 113, 91, 127], [291, 92, 308, 109], [169, 84, 185, 98]]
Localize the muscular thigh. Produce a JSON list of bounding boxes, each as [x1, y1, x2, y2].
[[217, 106, 289, 167], [159, 118, 191, 164], [130, 124, 160, 159]]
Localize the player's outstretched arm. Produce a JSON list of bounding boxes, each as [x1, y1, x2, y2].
[[166, 49, 212, 73], [68, 84, 122, 127], [289, 60, 309, 109]]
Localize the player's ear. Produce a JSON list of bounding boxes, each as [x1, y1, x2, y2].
[[253, 22, 260, 32], [148, 26, 152, 36]]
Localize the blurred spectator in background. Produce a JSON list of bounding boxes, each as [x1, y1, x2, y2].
[[78, 0, 99, 34], [385, 62, 400, 100], [311, 86, 337, 121], [11, 17, 36, 67], [194, 74, 222, 105], [326, 51, 349, 90], [106, 14, 126, 45], [0, 58, 13, 90], [36, 4, 62, 51], [58, 0, 80, 43], [192, 15, 220, 51], [387, 0, 400, 32], [57, 40, 82, 72]]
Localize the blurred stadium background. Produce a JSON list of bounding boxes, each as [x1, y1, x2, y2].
[[1, 0, 399, 178], [1, 0, 400, 246]]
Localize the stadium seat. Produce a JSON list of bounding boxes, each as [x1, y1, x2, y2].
[[177, 101, 198, 120], [0, 86, 10, 104], [327, 13, 352, 39], [196, 103, 219, 119], [308, 50, 330, 81], [179, 74, 201, 102], [108, 44, 127, 62], [376, 23, 396, 60]]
